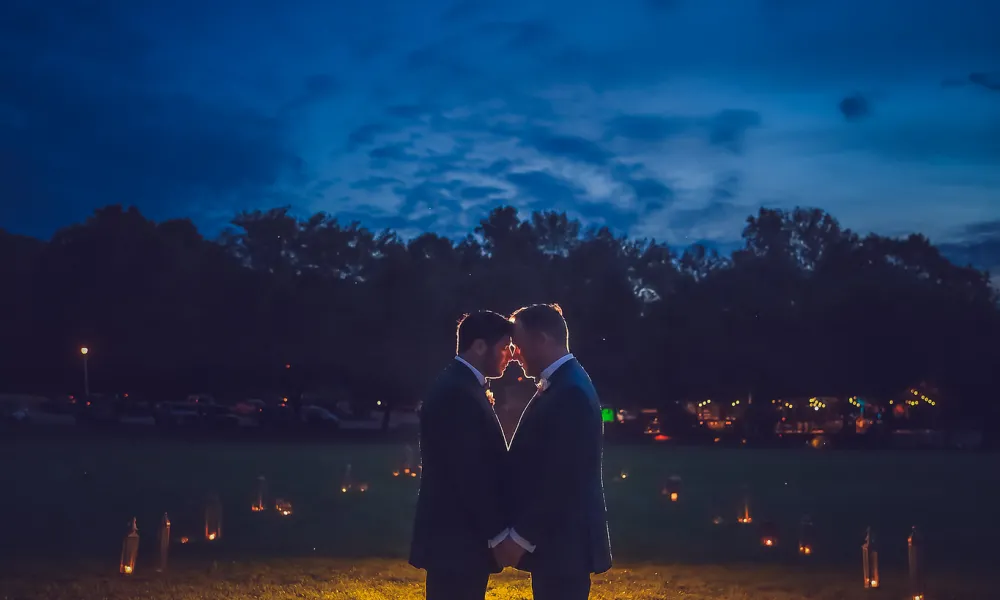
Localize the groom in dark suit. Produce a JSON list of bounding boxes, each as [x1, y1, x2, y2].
[[493, 303, 613, 600], [409, 311, 514, 600]]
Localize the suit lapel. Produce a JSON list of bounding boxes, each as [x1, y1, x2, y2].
[[449, 362, 506, 443]]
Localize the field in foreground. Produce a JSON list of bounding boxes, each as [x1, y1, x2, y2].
[[0, 558, 995, 600], [0, 436, 997, 597]]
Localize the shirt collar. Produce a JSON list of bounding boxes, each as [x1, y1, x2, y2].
[[454, 356, 486, 387], [539, 353, 574, 383]]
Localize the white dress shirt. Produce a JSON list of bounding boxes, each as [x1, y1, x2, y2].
[[488, 353, 575, 553]]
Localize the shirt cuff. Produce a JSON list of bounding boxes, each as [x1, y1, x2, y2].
[[508, 528, 536, 552], [488, 529, 510, 548]]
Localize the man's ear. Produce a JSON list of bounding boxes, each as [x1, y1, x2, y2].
[[471, 338, 488, 356]]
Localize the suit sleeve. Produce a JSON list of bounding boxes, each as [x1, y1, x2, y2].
[[510, 386, 594, 545], [426, 386, 506, 541]]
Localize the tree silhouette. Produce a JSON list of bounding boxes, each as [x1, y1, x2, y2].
[[0, 204, 996, 424]]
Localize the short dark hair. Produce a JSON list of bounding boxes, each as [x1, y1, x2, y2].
[[456, 311, 514, 354], [511, 303, 568, 346]]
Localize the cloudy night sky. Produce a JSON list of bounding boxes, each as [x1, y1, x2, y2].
[[1, 0, 998, 270]]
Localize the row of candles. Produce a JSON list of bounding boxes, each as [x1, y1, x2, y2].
[[120, 460, 925, 598], [119, 460, 415, 575], [632, 472, 928, 599]]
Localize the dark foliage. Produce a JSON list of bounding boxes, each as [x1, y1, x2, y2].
[[1, 205, 997, 416]]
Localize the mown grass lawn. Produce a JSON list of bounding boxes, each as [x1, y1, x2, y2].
[[0, 435, 996, 598], [0, 558, 993, 600]]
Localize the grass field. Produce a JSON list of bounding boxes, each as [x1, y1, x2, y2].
[[0, 436, 997, 598]]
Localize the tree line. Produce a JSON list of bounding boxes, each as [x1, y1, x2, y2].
[[1, 204, 997, 418]]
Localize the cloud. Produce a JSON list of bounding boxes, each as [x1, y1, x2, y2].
[[369, 142, 420, 165], [460, 185, 507, 200], [520, 127, 612, 165], [707, 109, 762, 153], [506, 171, 584, 206], [938, 220, 1000, 277], [349, 176, 403, 191], [644, 0, 679, 11], [482, 158, 515, 176], [282, 74, 340, 113], [346, 124, 387, 151], [479, 20, 557, 50], [839, 93, 870, 120], [611, 164, 674, 211], [969, 72, 1000, 92], [605, 114, 688, 142], [386, 104, 432, 119], [0, 2, 303, 236]]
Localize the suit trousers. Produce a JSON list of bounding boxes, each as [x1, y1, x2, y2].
[[530, 571, 592, 600], [425, 570, 490, 600]]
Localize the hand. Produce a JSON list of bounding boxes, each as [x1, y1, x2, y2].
[[492, 538, 526, 568]]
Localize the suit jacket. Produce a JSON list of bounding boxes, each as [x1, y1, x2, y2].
[[507, 357, 613, 576], [409, 360, 509, 574]]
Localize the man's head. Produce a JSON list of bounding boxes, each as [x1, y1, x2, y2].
[[456, 310, 515, 379], [509, 303, 569, 379]]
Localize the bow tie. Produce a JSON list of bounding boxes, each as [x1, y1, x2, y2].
[[536, 379, 551, 392]]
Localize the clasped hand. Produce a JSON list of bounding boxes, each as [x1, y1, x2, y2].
[[492, 538, 526, 568]]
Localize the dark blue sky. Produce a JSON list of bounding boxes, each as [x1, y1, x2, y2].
[[1, 0, 998, 271]]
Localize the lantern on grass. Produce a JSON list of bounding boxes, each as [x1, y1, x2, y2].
[[156, 513, 170, 572], [738, 497, 752, 524], [205, 494, 222, 541], [908, 526, 924, 600], [341, 463, 353, 493], [798, 516, 814, 556], [760, 521, 778, 548], [252, 476, 266, 512], [661, 475, 681, 502], [862, 527, 880, 589], [275, 498, 293, 516], [120, 518, 139, 575]]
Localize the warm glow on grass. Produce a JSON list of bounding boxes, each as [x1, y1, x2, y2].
[[4, 559, 971, 600]]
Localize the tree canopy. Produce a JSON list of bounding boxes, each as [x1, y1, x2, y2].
[[1, 204, 996, 416]]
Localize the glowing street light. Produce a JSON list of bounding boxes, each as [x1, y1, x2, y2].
[[80, 347, 90, 396]]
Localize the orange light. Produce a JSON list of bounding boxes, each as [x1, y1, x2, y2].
[[207, 533, 216, 541], [80, 347, 89, 355], [123, 565, 133, 574], [410, 471, 417, 478], [403, 468, 410, 474], [799, 544, 812, 555], [180, 536, 189, 544], [392, 471, 399, 477], [670, 492, 678, 502], [341, 487, 348, 493], [620, 472, 627, 480]]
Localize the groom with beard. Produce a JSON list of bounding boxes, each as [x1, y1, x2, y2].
[[409, 310, 514, 600], [492, 303, 613, 600]]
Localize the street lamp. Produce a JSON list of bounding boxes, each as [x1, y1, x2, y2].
[[80, 347, 90, 396]]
